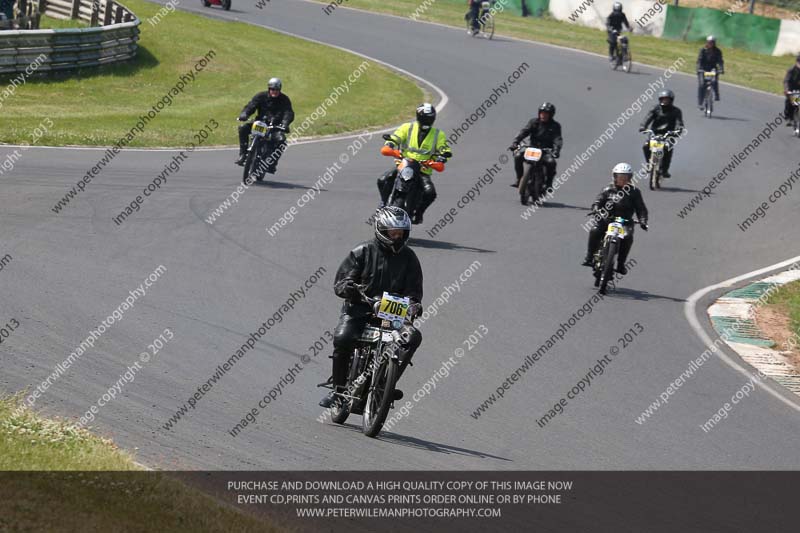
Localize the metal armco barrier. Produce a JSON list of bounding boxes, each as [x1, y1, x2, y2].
[[0, 0, 139, 74]]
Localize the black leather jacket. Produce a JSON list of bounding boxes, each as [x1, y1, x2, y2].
[[606, 12, 630, 32], [640, 104, 684, 135], [513, 118, 563, 155], [334, 239, 423, 316], [697, 47, 724, 72], [240, 92, 295, 128], [592, 184, 648, 224], [784, 65, 800, 92]]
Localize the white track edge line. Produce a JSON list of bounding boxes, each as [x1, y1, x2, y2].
[[685, 255, 800, 413]]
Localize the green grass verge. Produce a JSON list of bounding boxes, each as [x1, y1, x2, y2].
[[0, 0, 423, 147], [765, 280, 800, 338], [0, 395, 273, 531], [0, 394, 137, 471], [37, 14, 89, 29], [317, 0, 793, 96]]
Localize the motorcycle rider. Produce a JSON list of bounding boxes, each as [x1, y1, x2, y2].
[[638, 89, 683, 179], [606, 2, 631, 62], [783, 54, 800, 122], [509, 102, 562, 189], [696, 36, 724, 108], [235, 77, 295, 172], [581, 163, 648, 274], [377, 103, 452, 224], [319, 206, 423, 408]]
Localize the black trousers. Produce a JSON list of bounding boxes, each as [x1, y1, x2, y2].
[[587, 219, 634, 266], [331, 311, 422, 389], [514, 153, 556, 186], [469, 3, 481, 30], [607, 31, 618, 58], [784, 96, 798, 120], [642, 142, 673, 173], [377, 168, 437, 215]]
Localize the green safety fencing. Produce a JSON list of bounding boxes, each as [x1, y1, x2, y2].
[[662, 6, 780, 55], [440, 0, 548, 17]]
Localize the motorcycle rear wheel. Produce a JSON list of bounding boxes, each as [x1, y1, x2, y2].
[[362, 358, 398, 438], [331, 393, 351, 424]]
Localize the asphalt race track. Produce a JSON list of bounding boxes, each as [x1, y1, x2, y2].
[[2, 0, 799, 471]]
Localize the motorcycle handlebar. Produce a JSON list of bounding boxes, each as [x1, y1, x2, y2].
[[236, 118, 286, 131], [641, 129, 680, 137]]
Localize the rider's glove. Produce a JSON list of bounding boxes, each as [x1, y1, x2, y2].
[[640, 222, 649, 231], [339, 279, 360, 300], [509, 142, 519, 151], [638, 127, 646, 133], [435, 156, 447, 163], [553, 150, 560, 159], [238, 112, 249, 122], [407, 303, 421, 319]]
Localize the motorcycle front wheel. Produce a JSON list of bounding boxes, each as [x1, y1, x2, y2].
[[242, 139, 261, 184], [362, 358, 398, 438], [599, 240, 618, 295], [648, 159, 659, 191], [532, 165, 547, 204], [518, 166, 532, 205], [623, 53, 632, 73]]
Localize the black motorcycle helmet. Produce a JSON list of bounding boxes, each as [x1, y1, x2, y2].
[[538, 102, 555, 120], [416, 103, 436, 132], [658, 89, 674, 107], [374, 206, 411, 254]]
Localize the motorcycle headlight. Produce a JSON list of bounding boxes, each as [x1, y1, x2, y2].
[[399, 166, 415, 181]]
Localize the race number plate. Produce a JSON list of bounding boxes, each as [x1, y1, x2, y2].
[[704, 71, 716, 79], [649, 140, 665, 149], [524, 147, 542, 162], [252, 121, 268, 134], [607, 223, 626, 237], [377, 292, 409, 322], [790, 93, 800, 105]]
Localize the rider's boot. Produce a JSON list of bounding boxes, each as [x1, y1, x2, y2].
[[319, 354, 348, 407]]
